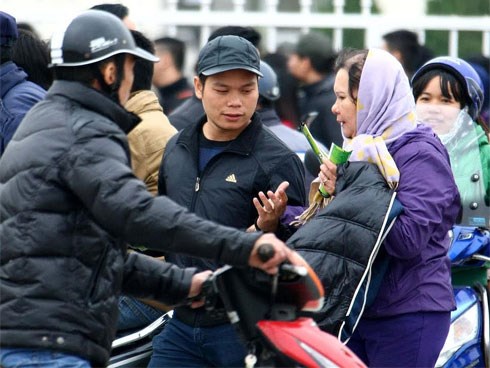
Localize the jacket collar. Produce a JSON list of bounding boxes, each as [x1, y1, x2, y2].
[[177, 112, 263, 158], [47, 80, 141, 134], [125, 90, 163, 116], [0, 61, 28, 97]]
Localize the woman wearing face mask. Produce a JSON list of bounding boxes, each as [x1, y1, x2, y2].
[[316, 48, 461, 367], [411, 57, 490, 211], [411, 57, 490, 291]]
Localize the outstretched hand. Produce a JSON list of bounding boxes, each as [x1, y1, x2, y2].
[[252, 181, 289, 232]]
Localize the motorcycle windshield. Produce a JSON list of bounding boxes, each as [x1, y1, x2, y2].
[[417, 105, 488, 227]]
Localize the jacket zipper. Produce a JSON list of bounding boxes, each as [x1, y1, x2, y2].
[[86, 244, 109, 304]]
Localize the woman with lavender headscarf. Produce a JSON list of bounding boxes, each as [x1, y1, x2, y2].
[[317, 48, 461, 367]]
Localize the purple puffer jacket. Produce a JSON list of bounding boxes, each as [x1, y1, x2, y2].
[[364, 124, 460, 317]]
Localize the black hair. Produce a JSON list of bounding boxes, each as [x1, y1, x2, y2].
[[0, 46, 13, 64], [198, 74, 208, 90], [12, 29, 53, 89], [53, 64, 98, 84], [334, 48, 368, 102], [16, 22, 40, 39], [307, 53, 336, 75], [53, 54, 126, 103], [90, 3, 129, 19], [208, 26, 261, 48], [382, 30, 434, 77], [130, 30, 155, 92], [154, 37, 185, 72], [412, 69, 465, 109]]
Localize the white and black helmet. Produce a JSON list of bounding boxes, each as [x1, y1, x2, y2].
[[49, 10, 158, 68]]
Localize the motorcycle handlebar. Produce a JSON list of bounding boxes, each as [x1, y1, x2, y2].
[[180, 244, 308, 308], [258, 243, 275, 263]]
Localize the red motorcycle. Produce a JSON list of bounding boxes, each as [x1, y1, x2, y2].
[[109, 245, 366, 368], [197, 245, 366, 368]]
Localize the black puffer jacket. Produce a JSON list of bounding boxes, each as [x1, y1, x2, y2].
[[0, 81, 260, 366], [287, 162, 397, 341]]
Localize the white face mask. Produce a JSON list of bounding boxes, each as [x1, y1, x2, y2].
[[416, 105, 471, 145], [438, 108, 468, 145]]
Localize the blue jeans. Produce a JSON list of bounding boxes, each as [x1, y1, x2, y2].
[[0, 348, 90, 368], [148, 317, 247, 367], [347, 311, 450, 367], [117, 296, 164, 331]]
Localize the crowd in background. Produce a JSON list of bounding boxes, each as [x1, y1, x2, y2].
[[2, 3, 489, 157], [1, 3, 489, 368]]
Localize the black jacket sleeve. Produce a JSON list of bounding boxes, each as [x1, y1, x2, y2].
[[122, 251, 196, 305], [62, 130, 261, 267]]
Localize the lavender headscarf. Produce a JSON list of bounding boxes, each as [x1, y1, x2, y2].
[[343, 48, 417, 188]]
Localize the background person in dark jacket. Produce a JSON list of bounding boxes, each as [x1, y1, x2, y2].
[[151, 35, 306, 368], [287, 32, 342, 149], [0, 11, 46, 156], [152, 37, 194, 114], [256, 60, 324, 196], [0, 11, 294, 368]]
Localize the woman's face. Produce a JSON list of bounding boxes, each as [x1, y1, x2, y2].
[[331, 68, 357, 138], [415, 75, 462, 135]]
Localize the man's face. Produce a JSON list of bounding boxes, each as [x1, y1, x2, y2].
[[118, 55, 136, 104], [152, 46, 170, 85], [287, 53, 308, 81], [194, 69, 259, 141]]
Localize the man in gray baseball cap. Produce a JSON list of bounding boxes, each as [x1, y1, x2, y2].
[[197, 34, 263, 77], [287, 31, 342, 150], [151, 35, 306, 368]]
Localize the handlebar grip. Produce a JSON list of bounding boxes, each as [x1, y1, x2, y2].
[[258, 243, 275, 262]]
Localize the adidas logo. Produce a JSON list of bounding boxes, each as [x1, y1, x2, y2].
[[225, 174, 237, 183]]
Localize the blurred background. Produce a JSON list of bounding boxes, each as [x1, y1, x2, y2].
[[2, 0, 489, 93]]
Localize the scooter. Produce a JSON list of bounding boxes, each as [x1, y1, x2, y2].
[[415, 106, 490, 367], [197, 245, 366, 368], [108, 244, 367, 368], [108, 310, 171, 368], [436, 226, 490, 368]]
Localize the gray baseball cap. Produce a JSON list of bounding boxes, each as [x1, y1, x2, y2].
[[197, 35, 263, 77]]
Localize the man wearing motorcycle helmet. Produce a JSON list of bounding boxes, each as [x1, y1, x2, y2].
[[0, 10, 295, 368], [411, 56, 490, 287]]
